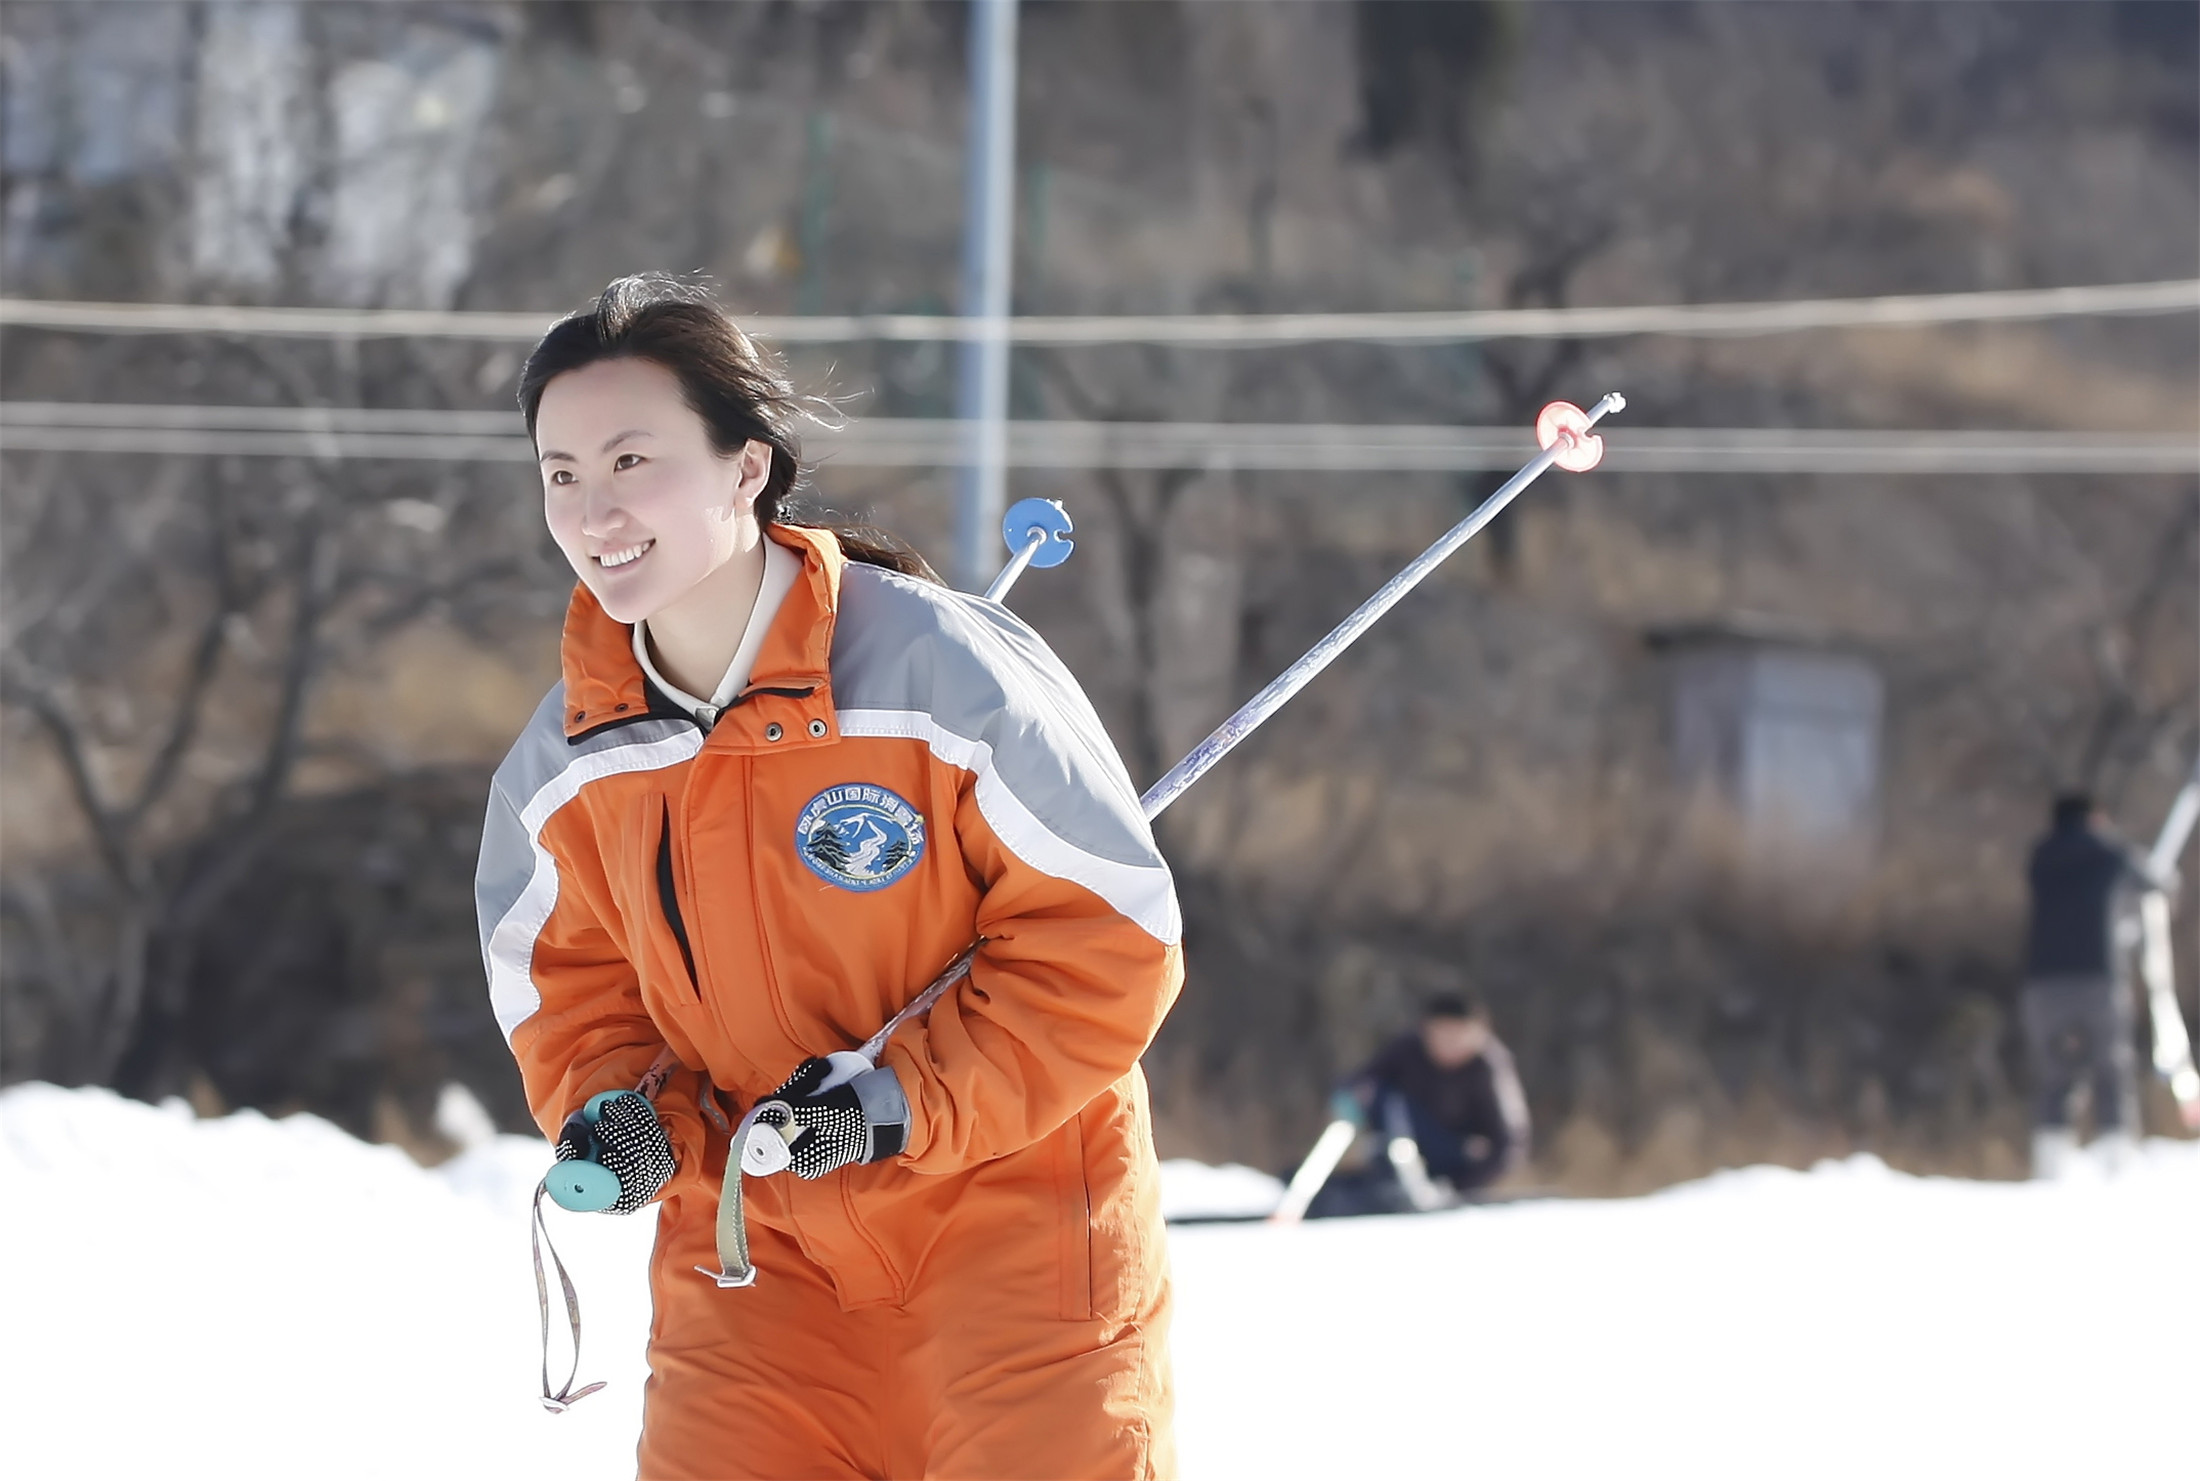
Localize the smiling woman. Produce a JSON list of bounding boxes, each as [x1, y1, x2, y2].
[[485, 275, 1186, 1479]]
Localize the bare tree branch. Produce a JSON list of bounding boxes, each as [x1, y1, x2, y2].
[[0, 662, 141, 896], [125, 477, 239, 834]]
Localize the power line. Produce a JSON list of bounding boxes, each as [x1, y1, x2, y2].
[[5, 404, 2193, 474], [1, 278, 2194, 347], [7, 403, 514, 433]]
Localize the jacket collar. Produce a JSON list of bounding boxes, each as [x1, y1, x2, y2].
[[559, 524, 845, 740]]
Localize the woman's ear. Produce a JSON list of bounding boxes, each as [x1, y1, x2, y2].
[[732, 439, 773, 513]]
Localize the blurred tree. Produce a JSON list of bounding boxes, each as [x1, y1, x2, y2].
[[0, 335, 547, 1097], [1, 3, 555, 1105]]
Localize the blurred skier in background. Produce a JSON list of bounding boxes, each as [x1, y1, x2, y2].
[[2021, 793, 2168, 1177], [1313, 993, 1530, 1215]]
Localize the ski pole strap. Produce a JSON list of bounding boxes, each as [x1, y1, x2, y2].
[[696, 1102, 792, 1289], [530, 1180, 606, 1412], [696, 1133, 758, 1289]]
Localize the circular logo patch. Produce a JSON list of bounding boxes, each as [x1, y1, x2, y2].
[[795, 784, 927, 892]]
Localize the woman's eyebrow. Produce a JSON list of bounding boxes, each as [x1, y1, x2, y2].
[[538, 428, 654, 464]]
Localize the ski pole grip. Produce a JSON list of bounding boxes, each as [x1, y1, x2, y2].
[[543, 1090, 648, 1213]]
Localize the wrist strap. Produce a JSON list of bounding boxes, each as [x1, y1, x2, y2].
[[530, 1180, 607, 1412], [695, 1105, 783, 1288]]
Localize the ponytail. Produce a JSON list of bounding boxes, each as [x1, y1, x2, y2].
[[790, 513, 941, 583]]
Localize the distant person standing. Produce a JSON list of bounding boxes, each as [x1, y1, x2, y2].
[[2022, 793, 2164, 1175], [1328, 994, 1530, 1210]]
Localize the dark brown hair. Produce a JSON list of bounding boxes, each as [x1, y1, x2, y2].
[[1422, 992, 1486, 1023], [517, 274, 938, 581]]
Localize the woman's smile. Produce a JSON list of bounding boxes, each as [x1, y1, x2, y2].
[[594, 538, 655, 570]]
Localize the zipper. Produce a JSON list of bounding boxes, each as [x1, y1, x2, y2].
[[655, 798, 699, 994]]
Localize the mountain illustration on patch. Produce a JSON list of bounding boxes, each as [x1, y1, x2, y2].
[[795, 785, 926, 892]]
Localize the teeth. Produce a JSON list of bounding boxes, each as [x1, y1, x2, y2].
[[596, 540, 653, 569]]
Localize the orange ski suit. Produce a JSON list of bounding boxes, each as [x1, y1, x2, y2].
[[477, 525, 1184, 1479]]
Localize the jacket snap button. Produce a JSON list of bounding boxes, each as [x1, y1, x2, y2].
[[614, 703, 629, 713], [808, 718, 828, 739], [764, 722, 784, 742]]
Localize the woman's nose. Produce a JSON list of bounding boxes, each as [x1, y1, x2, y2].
[[578, 485, 630, 537]]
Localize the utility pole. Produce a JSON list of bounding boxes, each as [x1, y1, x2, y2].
[[953, 0, 1019, 591]]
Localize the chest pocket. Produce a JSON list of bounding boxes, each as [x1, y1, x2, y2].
[[655, 797, 699, 993]]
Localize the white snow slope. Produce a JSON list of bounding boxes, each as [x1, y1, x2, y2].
[[3, 1083, 2192, 1480]]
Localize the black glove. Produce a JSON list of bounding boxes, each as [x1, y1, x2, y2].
[[762, 1053, 911, 1180], [548, 1090, 675, 1214]]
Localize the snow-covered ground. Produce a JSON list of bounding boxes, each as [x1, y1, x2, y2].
[[4, 1083, 2192, 1480]]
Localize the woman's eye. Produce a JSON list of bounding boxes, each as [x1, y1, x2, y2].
[[549, 469, 575, 486], [614, 453, 643, 471]]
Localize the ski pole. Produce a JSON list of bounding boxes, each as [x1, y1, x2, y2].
[[2136, 892, 2197, 1125], [845, 394, 1626, 1072], [1270, 1118, 1358, 1224], [1138, 393, 1623, 818], [2146, 753, 2200, 883], [2140, 754, 2200, 1126]]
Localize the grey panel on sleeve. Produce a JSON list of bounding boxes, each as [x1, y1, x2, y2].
[[475, 683, 701, 1033], [830, 563, 1167, 875], [474, 682, 571, 981]]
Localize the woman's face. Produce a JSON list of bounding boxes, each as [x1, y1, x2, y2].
[[535, 356, 771, 623]]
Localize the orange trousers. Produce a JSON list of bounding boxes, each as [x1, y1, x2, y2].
[[636, 1187, 1175, 1480]]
